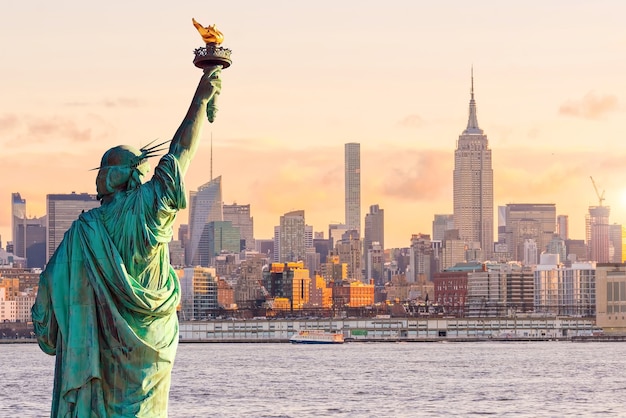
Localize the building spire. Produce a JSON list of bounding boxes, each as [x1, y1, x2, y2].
[[464, 66, 483, 134], [210, 131, 213, 180]]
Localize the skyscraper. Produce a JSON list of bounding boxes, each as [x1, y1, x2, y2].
[[46, 192, 99, 262], [275, 210, 306, 263], [557, 215, 569, 240], [364, 204, 384, 253], [187, 176, 223, 266], [364, 205, 384, 281], [344, 143, 361, 235], [504, 203, 556, 264], [587, 205, 610, 263], [11, 193, 26, 256], [453, 71, 494, 260], [432, 214, 453, 242], [223, 203, 254, 250], [12, 192, 47, 267]]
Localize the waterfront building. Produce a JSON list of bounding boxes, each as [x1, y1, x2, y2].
[[503, 263, 535, 313], [344, 143, 361, 235], [595, 263, 626, 333], [332, 280, 375, 308], [223, 203, 254, 251], [0, 277, 36, 322], [217, 278, 235, 310], [465, 269, 507, 317], [262, 262, 310, 309], [586, 205, 610, 262], [534, 254, 596, 316], [434, 269, 470, 317], [178, 266, 218, 320], [307, 275, 333, 309], [504, 203, 556, 263], [453, 72, 494, 260], [46, 192, 99, 262], [187, 176, 223, 267]]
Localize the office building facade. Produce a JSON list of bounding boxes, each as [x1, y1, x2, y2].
[[46, 192, 99, 262], [223, 203, 254, 251]]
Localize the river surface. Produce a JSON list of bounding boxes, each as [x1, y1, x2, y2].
[[1, 341, 625, 417]]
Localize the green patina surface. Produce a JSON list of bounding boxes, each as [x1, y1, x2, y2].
[[32, 66, 222, 417]]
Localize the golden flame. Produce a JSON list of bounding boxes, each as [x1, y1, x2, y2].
[[192, 18, 224, 45]]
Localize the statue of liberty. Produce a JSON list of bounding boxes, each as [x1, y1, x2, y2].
[[32, 20, 229, 417]]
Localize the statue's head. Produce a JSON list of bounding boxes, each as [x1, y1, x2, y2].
[[96, 145, 151, 201]]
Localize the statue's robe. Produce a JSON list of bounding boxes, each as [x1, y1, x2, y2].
[[32, 154, 184, 417]]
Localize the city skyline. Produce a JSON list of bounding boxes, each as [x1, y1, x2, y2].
[[1, 2, 626, 249]]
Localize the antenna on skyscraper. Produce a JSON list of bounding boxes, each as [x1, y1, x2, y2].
[[210, 131, 213, 180], [471, 64, 474, 99]]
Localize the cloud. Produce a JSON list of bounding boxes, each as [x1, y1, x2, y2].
[[558, 92, 619, 119], [0, 114, 18, 133], [378, 149, 451, 201], [0, 113, 116, 149], [26, 117, 92, 143], [102, 98, 141, 108], [397, 114, 424, 129], [64, 98, 142, 108]]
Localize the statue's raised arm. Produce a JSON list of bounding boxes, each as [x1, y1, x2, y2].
[[169, 66, 222, 175]]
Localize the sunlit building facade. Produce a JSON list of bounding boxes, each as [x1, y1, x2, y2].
[[453, 73, 493, 260]]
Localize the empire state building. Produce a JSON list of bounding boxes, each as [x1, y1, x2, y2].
[[453, 72, 494, 260]]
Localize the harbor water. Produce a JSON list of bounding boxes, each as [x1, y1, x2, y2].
[[1, 341, 625, 417]]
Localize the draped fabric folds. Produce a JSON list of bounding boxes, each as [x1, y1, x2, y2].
[[32, 154, 185, 417]]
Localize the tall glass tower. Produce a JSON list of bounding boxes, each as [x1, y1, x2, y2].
[[187, 176, 223, 266], [453, 70, 494, 260], [344, 143, 361, 235]]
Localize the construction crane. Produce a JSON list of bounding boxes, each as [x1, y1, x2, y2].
[[590, 176, 605, 207]]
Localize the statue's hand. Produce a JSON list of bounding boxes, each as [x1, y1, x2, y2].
[[201, 67, 222, 123], [200, 67, 222, 95]]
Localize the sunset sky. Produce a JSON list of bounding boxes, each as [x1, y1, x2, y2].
[[1, 1, 625, 249]]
